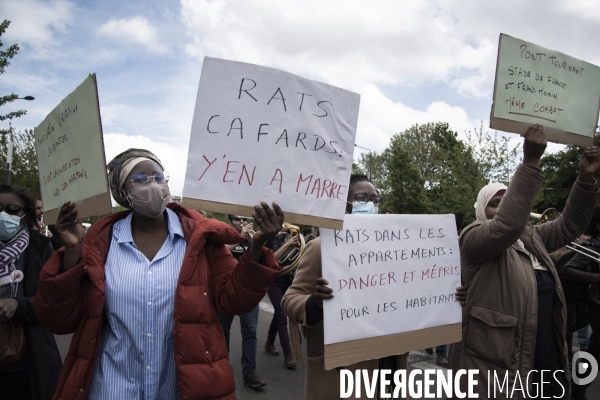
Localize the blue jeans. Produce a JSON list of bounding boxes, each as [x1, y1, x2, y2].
[[436, 345, 447, 358], [219, 304, 259, 378], [577, 325, 590, 350]]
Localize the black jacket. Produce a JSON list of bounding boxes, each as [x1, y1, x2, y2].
[[558, 239, 600, 304], [12, 227, 62, 400]]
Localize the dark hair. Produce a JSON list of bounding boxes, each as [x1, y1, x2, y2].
[[349, 174, 373, 194], [0, 184, 37, 227], [228, 214, 234, 221], [381, 208, 394, 214], [585, 206, 600, 238], [301, 227, 313, 236]]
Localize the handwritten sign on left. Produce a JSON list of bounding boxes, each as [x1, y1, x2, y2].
[[491, 34, 600, 146], [34, 74, 112, 224], [321, 214, 462, 370]]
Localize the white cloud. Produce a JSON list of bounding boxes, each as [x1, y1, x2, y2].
[[103, 133, 188, 197], [0, 0, 74, 50], [98, 16, 167, 54], [354, 83, 480, 155], [179, 0, 600, 101]]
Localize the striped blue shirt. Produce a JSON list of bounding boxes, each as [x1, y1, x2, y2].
[[88, 208, 186, 400]]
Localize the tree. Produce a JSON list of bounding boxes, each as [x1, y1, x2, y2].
[[384, 146, 429, 214], [532, 135, 600, 213], [0, 129, 40, 196], [465, 122, 520, 185], [377, 122, 486, 219], [0, 20, 26, 135]]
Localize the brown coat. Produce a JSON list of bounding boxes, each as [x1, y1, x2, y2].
[[450, 165, 598, 399], [282, 238, 405, 400]]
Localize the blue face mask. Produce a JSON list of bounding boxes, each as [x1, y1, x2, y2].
[[351, 202, 378, 215], [0, 212, 24, 240]]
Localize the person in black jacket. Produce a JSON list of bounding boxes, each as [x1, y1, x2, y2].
[[559, 206, 600, 400], [0, 185, 61, 400]]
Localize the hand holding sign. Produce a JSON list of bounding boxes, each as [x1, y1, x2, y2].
[[314, 278, 334, 308], [250, 202, 284, 245], [55, 201, 86, 271], [522, 124, 547, 167]]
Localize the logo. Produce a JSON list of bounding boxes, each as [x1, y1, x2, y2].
[[572, 351, 598, 386]]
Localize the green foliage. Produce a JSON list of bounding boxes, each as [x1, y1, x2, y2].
[[533, 135, 600, 213], [0, 129, 40, 197], [204, 211, 229, 223], [354, 122, 521, 220], [384, 145, 429, 214], [465, 122, 520, 185], [0, 20, 26, 135]]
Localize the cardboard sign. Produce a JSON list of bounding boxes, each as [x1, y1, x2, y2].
[[34, 74, 111, 224], [491, 34, 600, 146], [182, 57, 360, 229], [321, 214, 462, 370]]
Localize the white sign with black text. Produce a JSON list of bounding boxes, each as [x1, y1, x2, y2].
[[321, 214, 462, 345]]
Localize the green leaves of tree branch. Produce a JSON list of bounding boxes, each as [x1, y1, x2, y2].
[[355, 122, 520, 220], [0, 20, 26, 135]]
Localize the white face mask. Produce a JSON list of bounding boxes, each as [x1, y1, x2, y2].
[[351, 201, 378, 215]]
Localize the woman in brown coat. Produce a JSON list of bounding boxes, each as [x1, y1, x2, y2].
[[281, 175, 407, 400], [450, 124, 600, 399]]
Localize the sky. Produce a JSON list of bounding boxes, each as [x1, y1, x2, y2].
[[2, 0, 600, 197]]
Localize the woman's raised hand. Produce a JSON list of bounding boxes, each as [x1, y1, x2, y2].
[[250, 202, 284, 246], [55, 202, 85, 248], [522, 124, 547, 167], [55, 202, 86, 270]]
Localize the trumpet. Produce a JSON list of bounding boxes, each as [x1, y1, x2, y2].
[[530, 208, 560, 224], [277, 223, 306, 277]]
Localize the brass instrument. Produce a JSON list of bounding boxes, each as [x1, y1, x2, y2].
[[530, 208, 560, 224], [566, 241, 600, 262], [277, 223, 306, 277]]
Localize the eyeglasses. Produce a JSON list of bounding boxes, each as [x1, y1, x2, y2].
[[130, 171, 170, 187], [232, 216, 247, 222], [0, 204, 24, 215], [350, 193, 381, 205]]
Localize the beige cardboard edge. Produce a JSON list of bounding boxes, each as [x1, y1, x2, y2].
[[182, 197, 344, 229], [42, 74, 112, 225], [324, 323, 461, 371], [490, 34, 597, 147], [490, 107, 594, 147], [44, 192, 112, 225]]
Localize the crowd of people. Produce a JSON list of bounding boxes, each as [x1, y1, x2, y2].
[[0, 123, 599, 399]]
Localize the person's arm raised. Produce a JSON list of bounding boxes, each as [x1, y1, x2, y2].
[[461, 124, 547, 266], [54, 201, 86, 270], [536, 146, 600, 252], [248, 202, 284, 262]]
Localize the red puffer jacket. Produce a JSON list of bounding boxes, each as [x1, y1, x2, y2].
[[32, 204, 280, 400]]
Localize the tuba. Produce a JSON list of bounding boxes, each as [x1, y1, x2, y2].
[[530, 208, 560, 224], [277, 223, 306, 277]]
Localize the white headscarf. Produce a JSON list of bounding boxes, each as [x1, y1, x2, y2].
[[475, 182, 508, 222]]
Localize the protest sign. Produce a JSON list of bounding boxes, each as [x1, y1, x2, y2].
[[491, 34, 600, 146], [321, 214, 462, 370], [34, 74, 111, 224], [182, 57, 360, 229]]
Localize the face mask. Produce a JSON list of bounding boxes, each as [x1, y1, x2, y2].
[[0, 212, 24, 240], [351, 201, 378, 215], [124, 183, 171, 219]]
